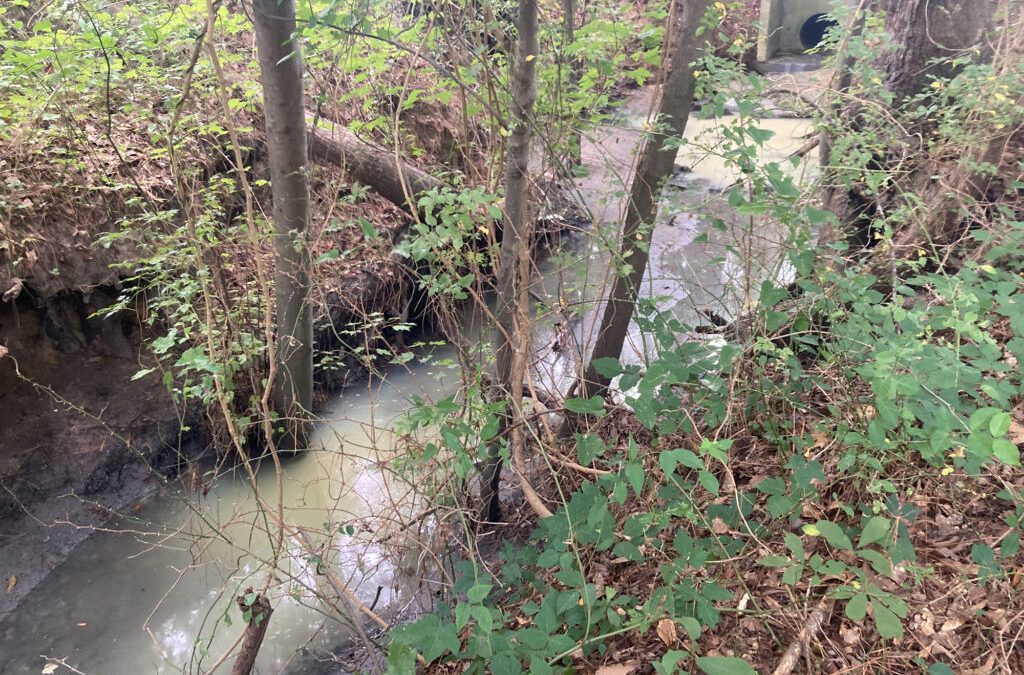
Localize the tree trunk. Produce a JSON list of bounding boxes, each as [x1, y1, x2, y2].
[[820, 0, 1000, 253], [253, 0, 313, 451], [231, 591, 273, 675], [877, 0, 995, 101], [818, 2, 868, 247], [576, 0, 708, 399], [307, 118, 443, 213], [562, 0, 581, 167], [480, 0, 539, 524]]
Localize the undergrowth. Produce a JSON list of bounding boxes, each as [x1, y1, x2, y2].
[[386, 3, 1024, 673]]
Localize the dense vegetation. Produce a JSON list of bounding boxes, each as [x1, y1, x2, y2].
[[0, 0, 1022, 673]]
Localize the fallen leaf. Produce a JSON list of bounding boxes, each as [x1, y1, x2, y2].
[[6, 576, 15, 593], [41, 664, 58, 675], [711, 517, 730, 534], [1008, 420, 1024, 445], [77, 622, 87, 627], [940, 617, 964, 633], [656, 618, 678, 646], [595, 662, 637, 675], [962, 653, 996, 675]]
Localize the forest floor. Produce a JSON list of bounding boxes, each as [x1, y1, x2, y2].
[[427, 66, 1024, 675]]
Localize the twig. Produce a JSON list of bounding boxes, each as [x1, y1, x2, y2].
[[230, 591, 273, 675], [770, 596, 832, 675]]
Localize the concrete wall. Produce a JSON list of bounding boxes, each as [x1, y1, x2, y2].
[[757, 0, 834, 60]]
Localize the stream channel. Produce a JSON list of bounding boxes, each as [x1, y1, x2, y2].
[[0, 89, 816, 673]]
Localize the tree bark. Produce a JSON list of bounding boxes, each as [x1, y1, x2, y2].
[[576, 0, 708, 399], [820, 0, 1000, 253], [253, 0, 313, 451], [480, 0, 539, 524], [231, 591, 273, 675], [307, 118, 443, 214], [877, 0, 996, 101]]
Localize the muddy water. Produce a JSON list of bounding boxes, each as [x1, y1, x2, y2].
[[0, 351, 459, 674], [532, 93, 817, 393]]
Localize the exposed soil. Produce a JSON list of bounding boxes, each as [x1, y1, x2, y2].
[[0, 295, 208, 621]]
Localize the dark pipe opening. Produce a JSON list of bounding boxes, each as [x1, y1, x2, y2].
[[799, 13, 837, 50]]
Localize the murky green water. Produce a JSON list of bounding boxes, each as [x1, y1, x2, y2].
[[0, 353, 459, 673], [532, 97, 818, 394]]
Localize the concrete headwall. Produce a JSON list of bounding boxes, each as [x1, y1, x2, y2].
[[758, 0, 834, 60]]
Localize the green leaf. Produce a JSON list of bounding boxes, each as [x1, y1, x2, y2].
[[391, 614, 460, 662], [873, 603, 904, 638], [471, 604, 494, 632], [814, 520, 853, 550], [454, 603, 471, 629], [592, 357, 623, 378], [625, 462, 645, 496], [989, 412, 1011, 437], [359, 217, 380, 240], [857, 549, 893, 577], [385, 642, 417, 674], [969, 407, 1000, 433], [993, 438, 1020, 466], [696, 655, 757, 675], [767, 494, 795, 518], [467, 583, 492, 604], [528, 654, 553, 675], [858, 516, 891, 548], [564, 396, 605, 415], [845, 592, 868, 620], [804, 206, 835, 226], [753, 477, 787, 495], [660, 448, 703, 475], [698, 470, 720, 495], [784, 532, 804, 560], [576, 434, 606, 465], [758, 555, 790, 568], [927, 663, 955, 675], [316, 248, 341, 264]]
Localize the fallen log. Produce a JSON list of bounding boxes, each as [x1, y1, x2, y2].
[[307, 117, 443, 214]]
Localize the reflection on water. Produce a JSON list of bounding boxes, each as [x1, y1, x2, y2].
[[0, 351, 459, 674]]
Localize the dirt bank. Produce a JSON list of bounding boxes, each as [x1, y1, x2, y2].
[[0, 292, 208, 620]]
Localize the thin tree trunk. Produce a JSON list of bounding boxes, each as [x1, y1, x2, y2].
[[817, 1, 868, 247], [230, 591, 273, 675], [480, 0, 539, 524], [562, 0, 580, 167], [253, 0, 313, 451], [576, 0, 708, 399]]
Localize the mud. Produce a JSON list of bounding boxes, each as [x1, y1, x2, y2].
[[0, 294, 208, 622]]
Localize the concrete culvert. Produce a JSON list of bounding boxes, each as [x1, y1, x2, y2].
[[799, 13, 837, 50]]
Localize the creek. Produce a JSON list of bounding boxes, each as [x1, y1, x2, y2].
[[0, 90, 816, 674], [0, 353, 460, 673]]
